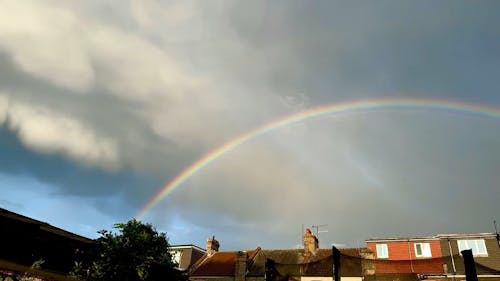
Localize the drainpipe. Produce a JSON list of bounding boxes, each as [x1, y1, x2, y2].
[[408, 240, 414, 273], [448, 238, 457, 280]]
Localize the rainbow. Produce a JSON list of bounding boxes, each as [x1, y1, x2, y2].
[[136, 97, 500, 219]]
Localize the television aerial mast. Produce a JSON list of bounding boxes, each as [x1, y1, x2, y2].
[[494, 220, 500, 248], [311, 224, 328, 240]]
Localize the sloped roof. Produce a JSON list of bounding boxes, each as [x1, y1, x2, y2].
[[367, 232, 497, 242], [249, 248, 368, 277], [169, 244, 206, 252], [191, 249, 260, 276], [0, 207, 93, 243], [248, 249, 331, 277], [192, 247, 370, 277]]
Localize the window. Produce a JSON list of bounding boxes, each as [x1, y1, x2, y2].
[[376, 244, 389, 258], [414, 243, 432, 258], [172, 250, 182, 264], [457, 240, 488, 256]]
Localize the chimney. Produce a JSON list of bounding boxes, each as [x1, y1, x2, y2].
[[206, 236, 220, 256], [360, 248, 375, 276], [304, 228, 319, 254], [235, 251, 247, 281]]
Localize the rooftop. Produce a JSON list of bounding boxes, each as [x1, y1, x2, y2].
[[367, 232, 498, 242], [0, 207, 93, 243], [191, 247, 370, 277], [169, 244, 206, 252]]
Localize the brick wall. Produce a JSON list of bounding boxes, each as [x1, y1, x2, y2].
[[367, 241, 443, 274]]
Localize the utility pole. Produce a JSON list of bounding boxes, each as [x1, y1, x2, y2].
[[301, 224, 304, 247]]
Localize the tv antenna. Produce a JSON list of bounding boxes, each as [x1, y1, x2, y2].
[[494, 220, 500, 248], [311, 224, 328, 239]]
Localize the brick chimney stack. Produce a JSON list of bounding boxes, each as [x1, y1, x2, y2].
[[235, 251, 247, 281], [206, 236, 220, 256], [304, 228, 319, 255], [360, 248, 375, 276]]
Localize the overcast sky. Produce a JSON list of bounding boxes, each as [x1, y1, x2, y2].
[[1, 0, 499, 250]]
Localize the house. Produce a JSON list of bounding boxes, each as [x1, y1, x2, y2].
[[169, 244, 206, 271], [366, 232, 500, 281], [366, 235, 444, 275], [0, 207, 93, 273], [190, 229, 374, 281], [436, 233, 500, 278], [0, 207, 94, 280]]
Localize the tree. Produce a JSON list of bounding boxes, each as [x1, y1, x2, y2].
[[72, 219, 184, 281]]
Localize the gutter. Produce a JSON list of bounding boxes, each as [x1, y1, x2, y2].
[[420, 274, 500, 279]]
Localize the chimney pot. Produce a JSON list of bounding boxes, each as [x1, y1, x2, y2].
[[206, 235, 220, 256]]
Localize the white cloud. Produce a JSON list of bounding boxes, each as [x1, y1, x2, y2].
[[0, 0, 95, 92], [0, 0, 207, 104], [130, 0, 201, 37], [86, 24, 205, 103], [0, 95, 8, 124], [1, 93, 118, 168], [0, 0, 234, 149]]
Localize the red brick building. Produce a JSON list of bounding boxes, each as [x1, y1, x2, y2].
[[366, 233, 500, 281], [366, 236, 444, 274]]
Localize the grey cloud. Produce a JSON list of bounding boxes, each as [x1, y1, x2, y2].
[[0, 0, 95, 92], [0, 95, 7, 123], [1, 93, 119, 168], [0, 0, 499, 250], [216, 1, 500, 101], [147, 112, 500, 248]]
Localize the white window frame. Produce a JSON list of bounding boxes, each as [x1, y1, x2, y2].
[[414, 242, 432, 258], [457, 239, 488, 256], [171, 250, 182, 265], [376, 243, 389, 259]]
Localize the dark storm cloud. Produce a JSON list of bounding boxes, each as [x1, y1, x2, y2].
[[221, 1, 500, 102], [0, 0, 499, 249], [154, 112, 500, 249], [0, 126, 163, 215]]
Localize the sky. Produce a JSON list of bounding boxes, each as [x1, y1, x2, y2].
[[0, 0, 499, 250]]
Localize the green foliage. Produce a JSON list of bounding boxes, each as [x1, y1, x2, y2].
[[69, 261, 86, 279], [72, 219, 184, 281], [29, 258, 45, 270], [19, 259, 45, 281]]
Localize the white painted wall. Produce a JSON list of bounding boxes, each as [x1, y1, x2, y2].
[[301, 277, 362, 281], [301, 277, 332, 281]]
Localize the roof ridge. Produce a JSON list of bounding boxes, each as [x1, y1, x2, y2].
[[188, 252, 209, 275], [0, 207, 92, 243], [248, 246, 261, 261]]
